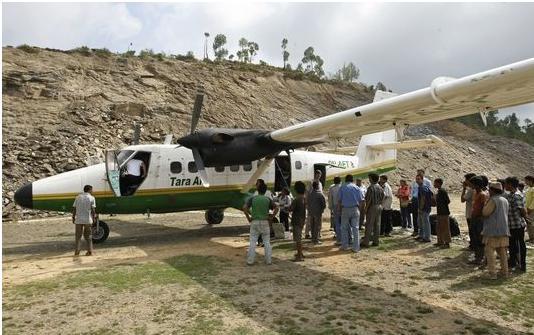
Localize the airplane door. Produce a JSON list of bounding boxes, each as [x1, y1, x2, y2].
[[105, 150, 121, 197]]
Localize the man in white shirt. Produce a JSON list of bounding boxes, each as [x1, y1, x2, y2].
[[72, 185, 96, 256], [379, 175, 393, 236], [356, 178, 367, 229], [123, 158, 147, 195]]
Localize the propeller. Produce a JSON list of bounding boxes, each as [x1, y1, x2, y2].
[[188, 86, 210, 187]]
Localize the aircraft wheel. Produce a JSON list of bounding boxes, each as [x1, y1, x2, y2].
[[205, 209, 224, 225], [92, 220, 110, 244]]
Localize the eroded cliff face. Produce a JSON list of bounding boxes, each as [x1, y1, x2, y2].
[[3, 47, 533, 219]]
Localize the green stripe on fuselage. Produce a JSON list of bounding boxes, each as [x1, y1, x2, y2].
[[32, 165, 396, 215]]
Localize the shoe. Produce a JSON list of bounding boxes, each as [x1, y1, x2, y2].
[[335, 242, 341, 246], [411, 232, 418, 237], [316, 240, 323, 245], [420, 240, 431, 243], [85, 251, 93, 256], [305, 234, 311, 239], [351, 249, 359, 253], [433, 243, 442, 247], [246, 262, 254, 266], [292, 257, 304, 262], [266, 262, 272, 265], [440, 244, 450, 249], [74, 251, 80, 256], [414, 236, 422, 241]]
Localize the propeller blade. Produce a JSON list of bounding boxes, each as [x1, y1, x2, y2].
[[192, 148, 210, 188], [190, 87, 204, 134]]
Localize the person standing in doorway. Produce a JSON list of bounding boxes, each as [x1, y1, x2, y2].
[[305, 170, 323, 239], [308, 181, 326, 245]]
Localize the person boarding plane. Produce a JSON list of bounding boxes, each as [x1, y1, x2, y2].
[[14, 58, 534, 244]]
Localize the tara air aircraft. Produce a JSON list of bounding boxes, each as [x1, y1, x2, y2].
[[14, 58, 534, 243]]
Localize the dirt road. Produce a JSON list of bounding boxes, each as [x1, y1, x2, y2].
[[3, 196, 533, 335]]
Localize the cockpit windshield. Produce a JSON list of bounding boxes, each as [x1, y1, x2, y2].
[[116, 150, 136, 168]]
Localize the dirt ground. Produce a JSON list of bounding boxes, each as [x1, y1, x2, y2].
[[3, 195, 534, 335]]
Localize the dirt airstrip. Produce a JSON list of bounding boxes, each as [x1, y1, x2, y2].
[[3, 196, 534, 335]]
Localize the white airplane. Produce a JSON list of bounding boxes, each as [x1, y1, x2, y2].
[[14, 58, 534, 243]]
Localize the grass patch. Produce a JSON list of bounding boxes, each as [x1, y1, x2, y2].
[[180, 317, 224, 335], [6, 255, 225, 298]]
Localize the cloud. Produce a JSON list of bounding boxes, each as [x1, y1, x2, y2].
[[2, 3, 142, 50], [3, 2, 534, 121]]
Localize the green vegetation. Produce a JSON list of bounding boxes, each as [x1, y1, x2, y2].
[[457, 111, 534, 146], [71, 45, 92, 56], [213, 34, 229, 61], [93, 48, 112, 58], [6, 255, 224, 298], [16, 44, 40, 54], [332, 62, 360, 82], [281, 38, 290, 69]]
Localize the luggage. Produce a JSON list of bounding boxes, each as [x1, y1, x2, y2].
[[429, 214, 460, 237], [391, 209, 402, 227], [272, 221, 285, 239]]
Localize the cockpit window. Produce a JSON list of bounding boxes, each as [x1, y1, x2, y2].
[[116, 150, 136, 167]]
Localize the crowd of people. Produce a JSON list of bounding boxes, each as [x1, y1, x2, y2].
[[243, 170, 533, 279]]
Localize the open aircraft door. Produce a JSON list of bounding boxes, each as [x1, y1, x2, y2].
[[105, 150, 122, 197]]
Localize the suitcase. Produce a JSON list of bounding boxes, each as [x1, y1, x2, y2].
[[430, 214, 460, 237]]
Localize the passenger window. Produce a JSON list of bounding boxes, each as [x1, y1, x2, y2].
[[215, 166, 225, 173], [295, 161, 302, 170], [170, 162, 182, 174], [243, 162, 252, 171], [188, 161, 197, 173], [230, 165, 240, 172]]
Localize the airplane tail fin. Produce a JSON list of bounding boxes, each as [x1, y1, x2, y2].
[[354, 90, 398, 170]]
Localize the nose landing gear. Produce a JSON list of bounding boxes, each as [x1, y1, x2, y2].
[[205, 209, 225, 225]]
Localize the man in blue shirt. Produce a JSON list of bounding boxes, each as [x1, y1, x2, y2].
[[337, 174, 365, 252], [415, 174, 433, 243], [411, 169, 432, 237]]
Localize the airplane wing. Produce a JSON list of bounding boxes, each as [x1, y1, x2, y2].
[[269, 58, 534, 143]]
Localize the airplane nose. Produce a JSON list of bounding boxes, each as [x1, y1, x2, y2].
[[14, 183, 33, 209]]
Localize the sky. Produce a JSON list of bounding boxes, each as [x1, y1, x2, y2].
[[3, 2, 534, 122]]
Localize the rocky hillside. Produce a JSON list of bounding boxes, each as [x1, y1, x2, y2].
[[3, 46, 534, 219]]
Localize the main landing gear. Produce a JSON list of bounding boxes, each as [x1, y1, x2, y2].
[[92, 220, 110, 244], [205, 209, 225, 225]]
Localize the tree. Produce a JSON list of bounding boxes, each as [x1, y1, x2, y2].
[[186, 51, 194, 58], [281, 38, 290, 69], [314, 55, 325, 78], [300, 46, 325, 78], [203, 32, 210, 60], [212, 34, 228, 61], [301, 47, 316, 73], [376, 82, 387, 91], [342, 62, 359, 82], [237, 38, 249, 62], [247, 41, 259, 63], [296, 63, 303, 72]]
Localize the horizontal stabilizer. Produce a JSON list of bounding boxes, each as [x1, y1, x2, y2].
[[367, 135, 444, 150]]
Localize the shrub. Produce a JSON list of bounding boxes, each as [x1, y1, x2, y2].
[[16, 44, 40, 54], [93, 48, 112, 58], [71, 46, 92, 56], [138, 49, 154, 59], [123, 50, 135, 57]]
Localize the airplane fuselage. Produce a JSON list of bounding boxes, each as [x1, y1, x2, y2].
[[15, 144, 396, 215]]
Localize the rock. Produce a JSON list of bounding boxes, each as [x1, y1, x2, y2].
[[468, 147, 476, 154]]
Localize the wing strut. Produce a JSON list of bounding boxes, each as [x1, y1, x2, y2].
[[240, 156, 276, 194]]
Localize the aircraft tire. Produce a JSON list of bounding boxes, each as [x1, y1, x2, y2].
[[205, 209, 224, 225], [92, 220, 110, 244]]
